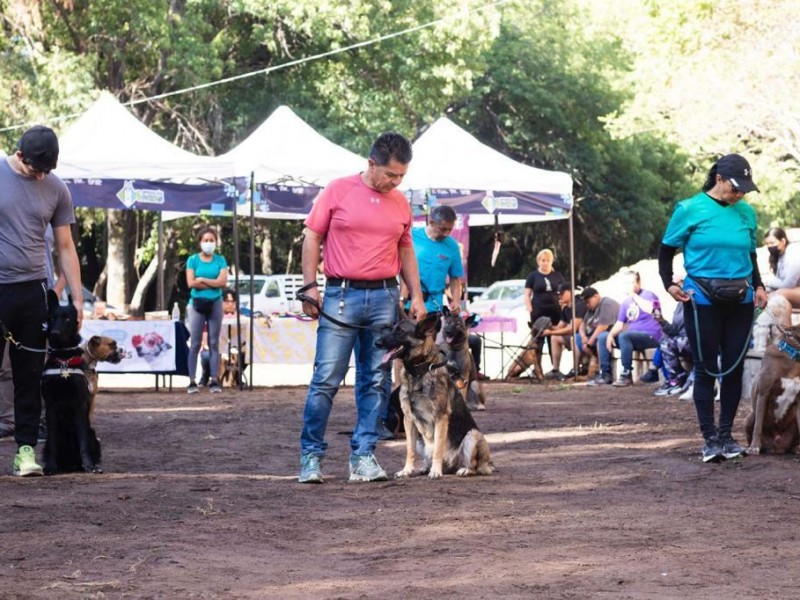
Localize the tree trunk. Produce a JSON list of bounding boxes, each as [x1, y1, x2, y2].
[[128, 224, 180, 316], [260, 224, 272, 274], [106, 209, 136, 311]]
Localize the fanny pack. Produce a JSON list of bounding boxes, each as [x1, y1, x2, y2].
[[192, 297, 217, 316], [692, 277, 750, 305]]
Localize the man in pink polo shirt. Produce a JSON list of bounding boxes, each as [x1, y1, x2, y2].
[[298, 132, 426, 484]]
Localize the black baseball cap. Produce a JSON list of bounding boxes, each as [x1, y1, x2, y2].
[[717, 153, 758, 193], [18, 125, 59, 173], [580, 286, 599, 300], [557, 282, 572, 295]]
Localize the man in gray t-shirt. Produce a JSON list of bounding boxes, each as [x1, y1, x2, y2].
[[0, 125, 83, 477], [578, 287, 620, 361]]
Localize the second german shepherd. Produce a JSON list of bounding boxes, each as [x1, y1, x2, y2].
[[377, 314, 493, 479], [440, 307, 486, 410]]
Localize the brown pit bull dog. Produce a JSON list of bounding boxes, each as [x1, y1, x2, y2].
[[745, 324, 800, 455], [81, 335, 123, 424]]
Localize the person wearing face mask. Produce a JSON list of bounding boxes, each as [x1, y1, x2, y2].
[[185, 226, 228, 394], [762, 226, 800, 307]]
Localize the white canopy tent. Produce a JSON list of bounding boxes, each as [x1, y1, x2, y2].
[[55, 92, 233, 182], [218, 105, 364, 187], [402, 117, 573, 226]]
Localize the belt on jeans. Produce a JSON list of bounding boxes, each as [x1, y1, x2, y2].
[[327, 277, 398, 289]]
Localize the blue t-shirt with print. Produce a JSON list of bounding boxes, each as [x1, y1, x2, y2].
[[187, 253, 228, 302], [662, 192, 757, 305], [412, 226, 464, 312]]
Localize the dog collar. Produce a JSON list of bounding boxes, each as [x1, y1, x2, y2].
[[42, 367, 85, 379], [405, 352, 449, 378], [778, 339, 800, 362]]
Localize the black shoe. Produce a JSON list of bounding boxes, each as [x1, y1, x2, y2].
[[719, 436, 746, 460], [639, 368, 659, 384], [544, 369, 565, 381], [701, 437, 725, 463]]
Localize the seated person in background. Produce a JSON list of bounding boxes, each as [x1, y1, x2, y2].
[[592, 271, 662, 387], [221, 288, 238, 318], [763, 226, 800, 307], [542, 283, 587, 380], [579, 287, 620, 377], [651, 301, 693, 396]]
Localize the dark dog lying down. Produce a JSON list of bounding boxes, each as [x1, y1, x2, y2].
[[378, 314, 492, 479], [41, 291, 102, 475], [745, 325, 800, 454]]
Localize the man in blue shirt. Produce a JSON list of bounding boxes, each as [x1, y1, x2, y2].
[[400, 205, 464, 313]]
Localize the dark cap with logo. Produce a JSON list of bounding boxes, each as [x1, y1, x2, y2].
[[580, 286, 599, 300], [716, 153, 758, 194], [557, 282, 572, 295], [17, 125, 59, 173]]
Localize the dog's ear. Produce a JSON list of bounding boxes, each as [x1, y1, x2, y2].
[[46, 289, 60, 313], [464, 313, 480, 328], [442, 306, 451, 317], [416, 312, 441, 337]]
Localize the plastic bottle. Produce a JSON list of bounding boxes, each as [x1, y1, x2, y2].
[[171, 302, 180, 321]]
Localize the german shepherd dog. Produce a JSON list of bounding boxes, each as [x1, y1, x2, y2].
[[377, 314, 493, 479], [41, 291, 102, 474], [441, 307, 486, 411], [81, 335, 123, 424]]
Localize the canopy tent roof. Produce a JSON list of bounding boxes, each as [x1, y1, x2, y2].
[[219, 105, 364, 185], [402, 117, 573, 226], [55, 92, 233, 182]]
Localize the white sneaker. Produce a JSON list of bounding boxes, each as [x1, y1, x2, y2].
[[679, 384, 694, 402]]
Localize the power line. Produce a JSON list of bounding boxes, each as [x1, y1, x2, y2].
[[0, 0, 514, 134]]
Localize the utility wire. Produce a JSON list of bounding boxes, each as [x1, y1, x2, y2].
[[0, 0, 515, 134]]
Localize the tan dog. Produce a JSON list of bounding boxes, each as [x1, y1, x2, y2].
[[745, 325, 800, 455], [81, 335, 123, 422], [743, 294, 792, 405], [377, 315, 493, 479], [504, 316, 552, 381]]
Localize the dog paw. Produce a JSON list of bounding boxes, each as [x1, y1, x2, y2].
[[427, 470, 443, 479], [456, 467, 475, 477], [394, 469, 413, 479], [746, 445, 762, 455]]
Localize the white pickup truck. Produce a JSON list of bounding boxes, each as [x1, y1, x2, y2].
[[235, 274, 326, 315]]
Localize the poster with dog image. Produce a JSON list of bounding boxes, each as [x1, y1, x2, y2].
[[81, 321, 177, 373]]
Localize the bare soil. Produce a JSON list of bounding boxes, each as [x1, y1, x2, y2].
[[2, 379, 800, 599]]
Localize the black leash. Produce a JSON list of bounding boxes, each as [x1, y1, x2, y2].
[[296, 281, 382, 331], [0, 319, 47, 353]]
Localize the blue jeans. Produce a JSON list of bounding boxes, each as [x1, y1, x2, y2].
[[597, 330, 660, 376], [300, 284, 399, 457]]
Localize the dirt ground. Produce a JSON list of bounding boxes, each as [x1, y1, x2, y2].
[[2, 378, 800, 599]]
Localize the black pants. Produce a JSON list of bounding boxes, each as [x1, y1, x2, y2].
[[683, 300, 753, 441], [468, 333, 482, 371], [0, 280, 48, 447]]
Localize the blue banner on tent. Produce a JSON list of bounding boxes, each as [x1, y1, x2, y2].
[[65, 178, 237, 213], [424, 188, 572, 218], [251, 183, 321, 215]]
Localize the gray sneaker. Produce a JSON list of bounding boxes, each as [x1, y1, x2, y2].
[[298, 453, 324, 484], [701, 437, 725, 463], [719, 437, 747, 460], [587, 373, 612, 386], [348, 453, 388, 482], [612, 370, 633, 387]]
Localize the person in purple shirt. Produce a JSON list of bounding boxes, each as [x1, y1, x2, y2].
[[594, 271, 663, 387]]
